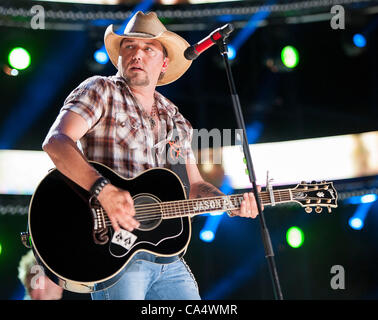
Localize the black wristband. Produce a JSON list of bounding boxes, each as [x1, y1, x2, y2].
[[90, 177, 110, 198]]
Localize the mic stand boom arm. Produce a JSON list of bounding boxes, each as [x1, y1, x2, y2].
[[216, 38, 284, 300]]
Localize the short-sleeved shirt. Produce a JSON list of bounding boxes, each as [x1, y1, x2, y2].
[[61, 75, 195, 178]]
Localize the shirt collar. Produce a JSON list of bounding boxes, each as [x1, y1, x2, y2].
[[111, 74, 176, 118], [112, 74, 129, 89]]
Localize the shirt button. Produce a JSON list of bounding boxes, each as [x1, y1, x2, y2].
[[120, 121, 126, 127]]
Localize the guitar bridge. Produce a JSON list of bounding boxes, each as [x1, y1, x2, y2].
[[89, 196, 109, 245]]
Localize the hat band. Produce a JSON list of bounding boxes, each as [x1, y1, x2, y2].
[[123, 32, 156, 38]]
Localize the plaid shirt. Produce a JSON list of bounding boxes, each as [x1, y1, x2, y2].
[[61, 75, 194, 178]]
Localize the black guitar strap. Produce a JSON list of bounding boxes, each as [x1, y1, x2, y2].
[[150, 123, 191, 264], [165, 123, 190, 199]]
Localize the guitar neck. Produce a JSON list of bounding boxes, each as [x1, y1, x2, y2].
[[161, 189, 293, 219]]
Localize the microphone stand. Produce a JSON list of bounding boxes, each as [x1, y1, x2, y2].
[[216, 38, 284, 300]]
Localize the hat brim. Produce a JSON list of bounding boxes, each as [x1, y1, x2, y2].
[[104, 25, 192, 86]]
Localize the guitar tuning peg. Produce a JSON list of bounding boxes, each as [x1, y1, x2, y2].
[[305, 207, 312, 214], [315, 206, 322, 214], [327, 206, 332, 214]]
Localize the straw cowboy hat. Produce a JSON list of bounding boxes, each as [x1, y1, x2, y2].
[[104, 11, 192, 86]]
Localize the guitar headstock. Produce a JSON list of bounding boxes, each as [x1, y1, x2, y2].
[[291, 181, 338, 214]]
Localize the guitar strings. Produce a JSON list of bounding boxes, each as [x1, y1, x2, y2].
[[101, 197, 295, 225], [96, 194, 294, 225], [128, 191, 325, 212], [125, 186, 327, 212], [132, 189, 294, 207], [97, 192, 293, 217], [96, 193, 292, 222], [128, 191, 292, 211], [92, 189, 330, 226]]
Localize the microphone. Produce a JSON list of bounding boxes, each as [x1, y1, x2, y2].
[[184, 24, 234, 60]]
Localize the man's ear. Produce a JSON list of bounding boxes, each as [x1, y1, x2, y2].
[[162, 57, 169, 71]]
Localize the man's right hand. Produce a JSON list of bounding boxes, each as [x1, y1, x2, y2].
[[97, 184, 140, 232]]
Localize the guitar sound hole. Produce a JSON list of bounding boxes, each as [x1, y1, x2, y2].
[[134, 194, 162, 231]]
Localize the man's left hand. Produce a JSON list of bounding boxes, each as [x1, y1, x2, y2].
[[229, 186, 263, 218]]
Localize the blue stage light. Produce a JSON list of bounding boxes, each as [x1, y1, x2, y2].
[[346, 194, 377, 205], [209, 211, 224, 216], [199, 214, 223, 243], [227, 45, 236, 60], [228, 0, 274, 55], [94, 49, 109, 64], [349, 217, 364, 230], [353, 33, 366, 48], [348, 201, 375, 231], [246, 121, 263, 144], [360, 194, 377, 204], [200, 230, 215, 242]]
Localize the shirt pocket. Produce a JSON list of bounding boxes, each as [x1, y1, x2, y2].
[[115, 112, 141, 149]]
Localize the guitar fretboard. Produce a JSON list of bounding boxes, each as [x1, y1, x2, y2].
[[159, 189, 292, 219]]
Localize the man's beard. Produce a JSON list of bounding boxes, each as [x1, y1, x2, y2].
[[124, 70, 150, 87]]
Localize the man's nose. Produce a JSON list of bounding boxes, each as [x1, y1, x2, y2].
[[132, 47, 144, 60], [131, 56, 141, 63]]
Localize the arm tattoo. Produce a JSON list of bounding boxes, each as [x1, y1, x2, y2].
[[191, 182, 223, 199]]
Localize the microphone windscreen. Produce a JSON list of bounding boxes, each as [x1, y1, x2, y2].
[[184, 46, 198, 60]]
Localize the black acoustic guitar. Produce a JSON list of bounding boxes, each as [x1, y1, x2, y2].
[[27, 161, 338, 293]]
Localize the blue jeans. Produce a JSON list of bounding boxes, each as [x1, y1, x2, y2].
[[91, 251, 201, 300]]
